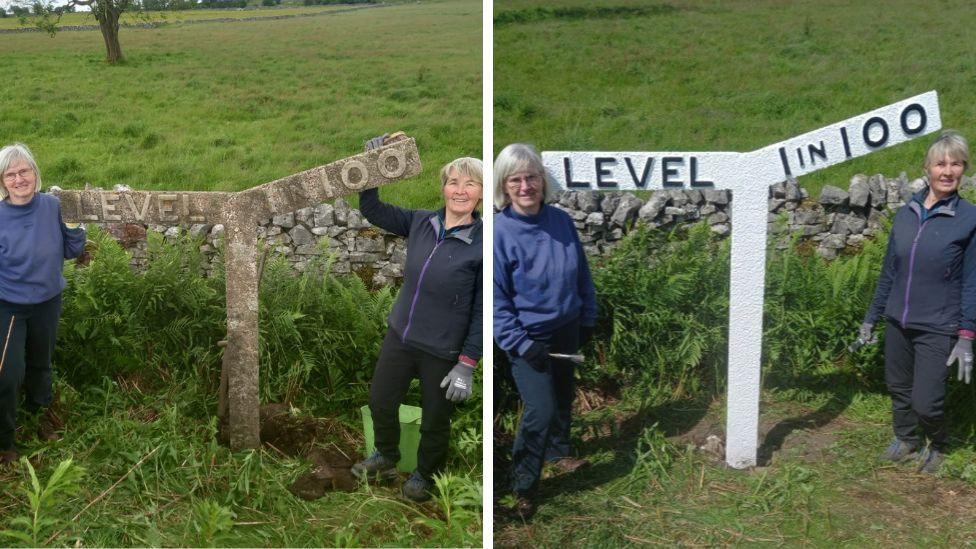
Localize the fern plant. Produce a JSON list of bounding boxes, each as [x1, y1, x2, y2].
[[1, 458, 86, 546]]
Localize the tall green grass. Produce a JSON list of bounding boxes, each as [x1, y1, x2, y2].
[[494, 0, 976, 198], [1, 0, 481, 209], [0, 228, 482, 547], [495, 221, 976, 545]]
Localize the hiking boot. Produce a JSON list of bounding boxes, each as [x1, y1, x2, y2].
[[879, 439, 920, 462], [549, 457, 590, 474], [513, 494, 536, 520], [918, 448, 945, 475], [37, 408, 63, 442], [401, 472, 432, 502], [350, 452, 398, 482], [0, 449, 18, 467]]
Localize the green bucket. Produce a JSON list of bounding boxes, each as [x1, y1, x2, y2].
[[361, 404, 423, 473]]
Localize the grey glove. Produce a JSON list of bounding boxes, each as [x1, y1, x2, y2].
[[440, 362, 475, 402], [849, 322, 878, 352], [947, 337, 973, 384], [364, 134, 389, 152]]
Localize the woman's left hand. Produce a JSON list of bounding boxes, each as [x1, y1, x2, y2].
[[947, 337, 973, 384], [440, 362, 475, 402]]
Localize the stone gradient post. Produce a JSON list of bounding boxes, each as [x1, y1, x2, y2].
[[542, 91, 941, 468], [55, 138, 422, 449]]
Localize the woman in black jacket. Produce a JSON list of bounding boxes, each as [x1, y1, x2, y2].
[[859, 130, 976, 474], [351, 134, 483, 501]]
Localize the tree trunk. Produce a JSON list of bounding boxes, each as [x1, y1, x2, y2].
[[95, 2, 123, 63]]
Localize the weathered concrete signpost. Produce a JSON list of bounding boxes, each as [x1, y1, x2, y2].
[[543, 91, 941, 468], [55, 138, 422, 450]]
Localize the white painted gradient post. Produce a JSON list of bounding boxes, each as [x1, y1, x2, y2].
[[542, 91, 942, 468]]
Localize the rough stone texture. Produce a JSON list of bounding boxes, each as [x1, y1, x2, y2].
[[517, 172, 967, 260], [611, 194, 642, 227], [819, 185, 849, 207], [848, 175, 870, 208]]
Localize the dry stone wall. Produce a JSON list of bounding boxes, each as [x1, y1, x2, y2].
[[105, 196, 407, 287], [554, 173, 974, 260], [95, 172, 973, 283]]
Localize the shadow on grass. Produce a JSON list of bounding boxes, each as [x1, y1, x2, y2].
[[493, 346, 710, 508]]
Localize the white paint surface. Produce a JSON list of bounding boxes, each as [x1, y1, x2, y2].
[[541, 91, 942, 468]]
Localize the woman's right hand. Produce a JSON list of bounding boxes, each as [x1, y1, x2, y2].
[[522, 341, 550, 372], [364, 134, 388, 152]]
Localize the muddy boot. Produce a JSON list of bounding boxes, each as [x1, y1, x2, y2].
[[0, 448, 18, 467], [350, 451, 398, 482], [878, 438, 919, 462], [918, 448, 945, 475], [37, 408, 63, 442], [513, 494, 536, 520], [401, 472, 433, 502]]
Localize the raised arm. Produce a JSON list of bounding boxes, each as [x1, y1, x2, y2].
[[358, 188, 416, 237]]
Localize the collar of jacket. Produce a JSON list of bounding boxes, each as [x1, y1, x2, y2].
[[428, 209, 481, 244], [910, 186, 959, 219]]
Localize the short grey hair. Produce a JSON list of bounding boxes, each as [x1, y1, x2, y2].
[[493, 143, 556, 210], [440, 157, 483, 187], [925, 130, 969, 169], [0, 143, 42, 199]]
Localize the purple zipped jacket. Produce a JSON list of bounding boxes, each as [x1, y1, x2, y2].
[[865, 188, 976, 335], [359, 188, 482, 362]]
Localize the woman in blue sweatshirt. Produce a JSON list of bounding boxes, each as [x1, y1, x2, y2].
[[0, 143, 86, 465], [859, 131, 976, 475], [350, 134, 483, 502], [493, 143, 597, 518]]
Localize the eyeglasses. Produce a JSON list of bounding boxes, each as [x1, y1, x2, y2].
[[505, 174, 542, 189], [2, 169, 34, 183]]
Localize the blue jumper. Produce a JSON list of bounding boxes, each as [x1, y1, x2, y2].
[[0, 192, 86, 305], [493, 204, 597, 355], [865, 188, 976, 334]]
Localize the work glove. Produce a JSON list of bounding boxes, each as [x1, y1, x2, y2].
[[947, 337, 974, 384], [440, 362, 475, 402], [521, 341, 550, 372], [849, 322, 877, 352], [364, 134, 389, 152], [579, 325, 594, 347]]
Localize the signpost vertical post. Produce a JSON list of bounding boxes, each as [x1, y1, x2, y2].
[[543, 92, 942, 467], [56, 138, 422, 450]]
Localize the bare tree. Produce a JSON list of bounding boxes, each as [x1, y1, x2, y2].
[[21, 0, 133, 63]]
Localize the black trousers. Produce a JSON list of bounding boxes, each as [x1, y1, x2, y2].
[[508, 318, 580, 496], [884, 320, 952, 451], [368, 330, 455, 480], [0, 294, 62, 450]]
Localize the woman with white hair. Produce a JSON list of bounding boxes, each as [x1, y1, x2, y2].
[[0, 143, 86, 465], [350, 134, 483, 502], [859, 130, 976, 474], [493, 142, 596, 518]]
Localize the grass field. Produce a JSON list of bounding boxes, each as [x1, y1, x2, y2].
[[494, 0, 976, 196], [1, 0, 481, 208], [0, 230, 483, 547], [495, 386, 976, 546], [0, 5, 363, 30]]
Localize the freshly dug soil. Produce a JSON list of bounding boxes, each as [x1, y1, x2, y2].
[[218, 403, 362, 498]]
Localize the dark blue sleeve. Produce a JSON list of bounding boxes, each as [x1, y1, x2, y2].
[[959, 224, 976, 332], [58, 202, 86, 259], [493, 231, 532, 354], [358, 188, 415, 237], [865, 227, 897, 325], [573, 222, 597, 327], [461, 261, 482, 361]]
